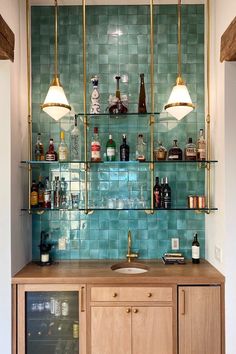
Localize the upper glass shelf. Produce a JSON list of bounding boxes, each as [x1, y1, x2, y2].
[[21, 160, 218, 164], [76, 112, 160, 117]]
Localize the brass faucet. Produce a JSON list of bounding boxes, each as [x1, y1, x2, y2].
[[126, 230, 139, 262]]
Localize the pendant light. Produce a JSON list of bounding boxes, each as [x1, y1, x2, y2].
[[41, 0, 71, 121], [164, 0, 195, 120]]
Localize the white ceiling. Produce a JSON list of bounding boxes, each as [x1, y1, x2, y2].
[[30, 0, 205, 6]]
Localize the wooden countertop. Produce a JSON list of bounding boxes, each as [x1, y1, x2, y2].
[[12, 260, 224, 285]]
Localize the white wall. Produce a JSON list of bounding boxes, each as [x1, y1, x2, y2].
[[206, 1, 236, 353], [0, 0, 31, 353]]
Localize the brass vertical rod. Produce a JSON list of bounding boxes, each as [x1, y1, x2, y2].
[[54, 0, 58, 77], [82, 0, 89, 213], [26, 0, 32, 212], [177, 0, 182, 78], [206, 0, 211, 213], [149, 0, 154, 213]]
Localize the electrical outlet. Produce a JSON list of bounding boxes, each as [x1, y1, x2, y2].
[[215, 246, 222, 262], [58, 237, 67, 251], [171, 238, 179, 250]]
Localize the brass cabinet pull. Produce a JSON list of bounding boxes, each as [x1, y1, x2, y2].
[[112, 292, 118, 298], [81, 286, 85, 312], [181, 289, 185, 315], [147, 292, 152, 297], [126, 308, 131, 313], [133, 308, 138, 313]]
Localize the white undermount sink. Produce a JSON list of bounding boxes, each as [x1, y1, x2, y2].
[[111, 261, 149, 274]]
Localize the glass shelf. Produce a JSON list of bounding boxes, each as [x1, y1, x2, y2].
[[77, 112, 160, 117], [21, 207, 218, 212], [21, 160, 218, 165]]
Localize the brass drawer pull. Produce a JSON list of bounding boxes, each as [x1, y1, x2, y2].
[[126, 308, 131, 313], [147, 292, 152, 297], [112, 292, 118, 298], [133, 309, 138, 313]]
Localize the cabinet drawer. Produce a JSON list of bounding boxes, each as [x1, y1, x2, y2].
[[91, 286, 172, 302]]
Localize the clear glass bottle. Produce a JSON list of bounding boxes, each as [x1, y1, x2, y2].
[[136, 134, 146, 161], [45, 138, 57, 161], [90, 76, 100, 114], [71, 115, 81, 161], [106, 134, 116, 161], [60, 177, 68, 209], [153, 176, 161, 209], [53, 176, 61, 208], [35, 133, 44, 161], [155, 141, 167, 161], [185, 137, 197, 161], [168, 139, 183, 160], [91, 127, 101, 162], [163, 177, 171, 209], [58, 131, 69, 161], [120, 134, 129, 161], [197, 129, 206, 161], [138, 73, 147, 114]]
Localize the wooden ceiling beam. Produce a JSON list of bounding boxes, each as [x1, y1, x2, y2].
[[0, 15, 15, 62], [220, 16, 236, 62]]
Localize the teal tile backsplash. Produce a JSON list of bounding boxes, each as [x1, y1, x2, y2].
[[31, 4, 205, 261]]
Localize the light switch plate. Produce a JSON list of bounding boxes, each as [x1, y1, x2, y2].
[[171, 238, 179, 250]]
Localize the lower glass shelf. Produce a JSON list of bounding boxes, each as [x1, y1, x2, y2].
[[21, 207, 218, 212]]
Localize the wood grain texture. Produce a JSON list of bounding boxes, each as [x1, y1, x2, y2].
[[0, 15, 14, 61], [12, 260, 225, 285], [220, 16, 236, 62], [178, 286, 221, 354]]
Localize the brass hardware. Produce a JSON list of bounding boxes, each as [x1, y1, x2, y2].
[[181, 289, 185, 315], [81, 286, 85, 312], [133, 309, 138, 313], [112, 292, 118, 298], [145, 209, 154, 215], [126, 230, 139, 262], [126, 308, 131, 313], [147, 293, 152, 297]]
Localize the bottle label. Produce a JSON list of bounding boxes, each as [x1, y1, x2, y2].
[[44, 191, 51, 208], [30, 192, 38, 206], [59, 147, 68, 161], [168, 154, 179, 160], [46, 153, 56, 161], [186, 148, 196, 157], [107, 147, 115, 157], [197, 148, 206, 159], [91, 142, 101, 159], [192, 245, 200, 259], [41, 253, 49, 263]]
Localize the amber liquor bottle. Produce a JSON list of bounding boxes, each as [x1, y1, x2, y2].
[[153, 177, 162, 209], [168, 139, 183, 160], [138, 73, 147, 114], [46, 138, 57, 161]]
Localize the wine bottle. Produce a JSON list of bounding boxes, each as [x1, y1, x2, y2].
[[163, 177, 171, 209], [138, 73, 147, 114], [153, 177, 161, 209], [120, 134, 129, 161], [192, 233, 200, 264]]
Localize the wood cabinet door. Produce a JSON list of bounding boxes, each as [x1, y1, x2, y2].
[[132, 306, 174, 354], [178, 286, 221, 354], [91, 306, 132, 354]]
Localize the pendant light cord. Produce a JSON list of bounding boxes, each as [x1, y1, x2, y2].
[[54, 0, 58, 78], [177, 0, 182, 79]]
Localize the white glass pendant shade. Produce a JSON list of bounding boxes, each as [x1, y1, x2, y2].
[[164, 79, 195, 120], [42, 77, 71, 121]]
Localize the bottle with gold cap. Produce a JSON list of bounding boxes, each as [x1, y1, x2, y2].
[[58, 130, 69, 161]]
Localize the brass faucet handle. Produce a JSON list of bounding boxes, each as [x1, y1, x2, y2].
[[126, 252, 139, 262]]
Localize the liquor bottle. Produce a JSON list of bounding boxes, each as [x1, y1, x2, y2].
[[109, 75, 128, 114], [38, 176, 45, 208], [185, 137, 197, 161], [197, 129, 206, 161], [138, 73, 147, 114], [163, 177, 171, 209], [30, 180, 38, 208], [155, 141, 167, 161], [60, 177, 68, 209], [91, 127, 101, 162], [90, 76, 100, 114], [106, 134, 116, 161], [120, 134, 129, 161], [153, 177, 161, 209], [45, 138, 57, 161], [53, 176, 61, 208], [160, 177, 165, 208], [136, 134, 146, 161], [58, 131, 69, 161], [168, 139, 183, 160], [192, 233, 200, 264], [43, 177, 51, 209], [71, 115, 81, 161], [35, 133, 44, 161]]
